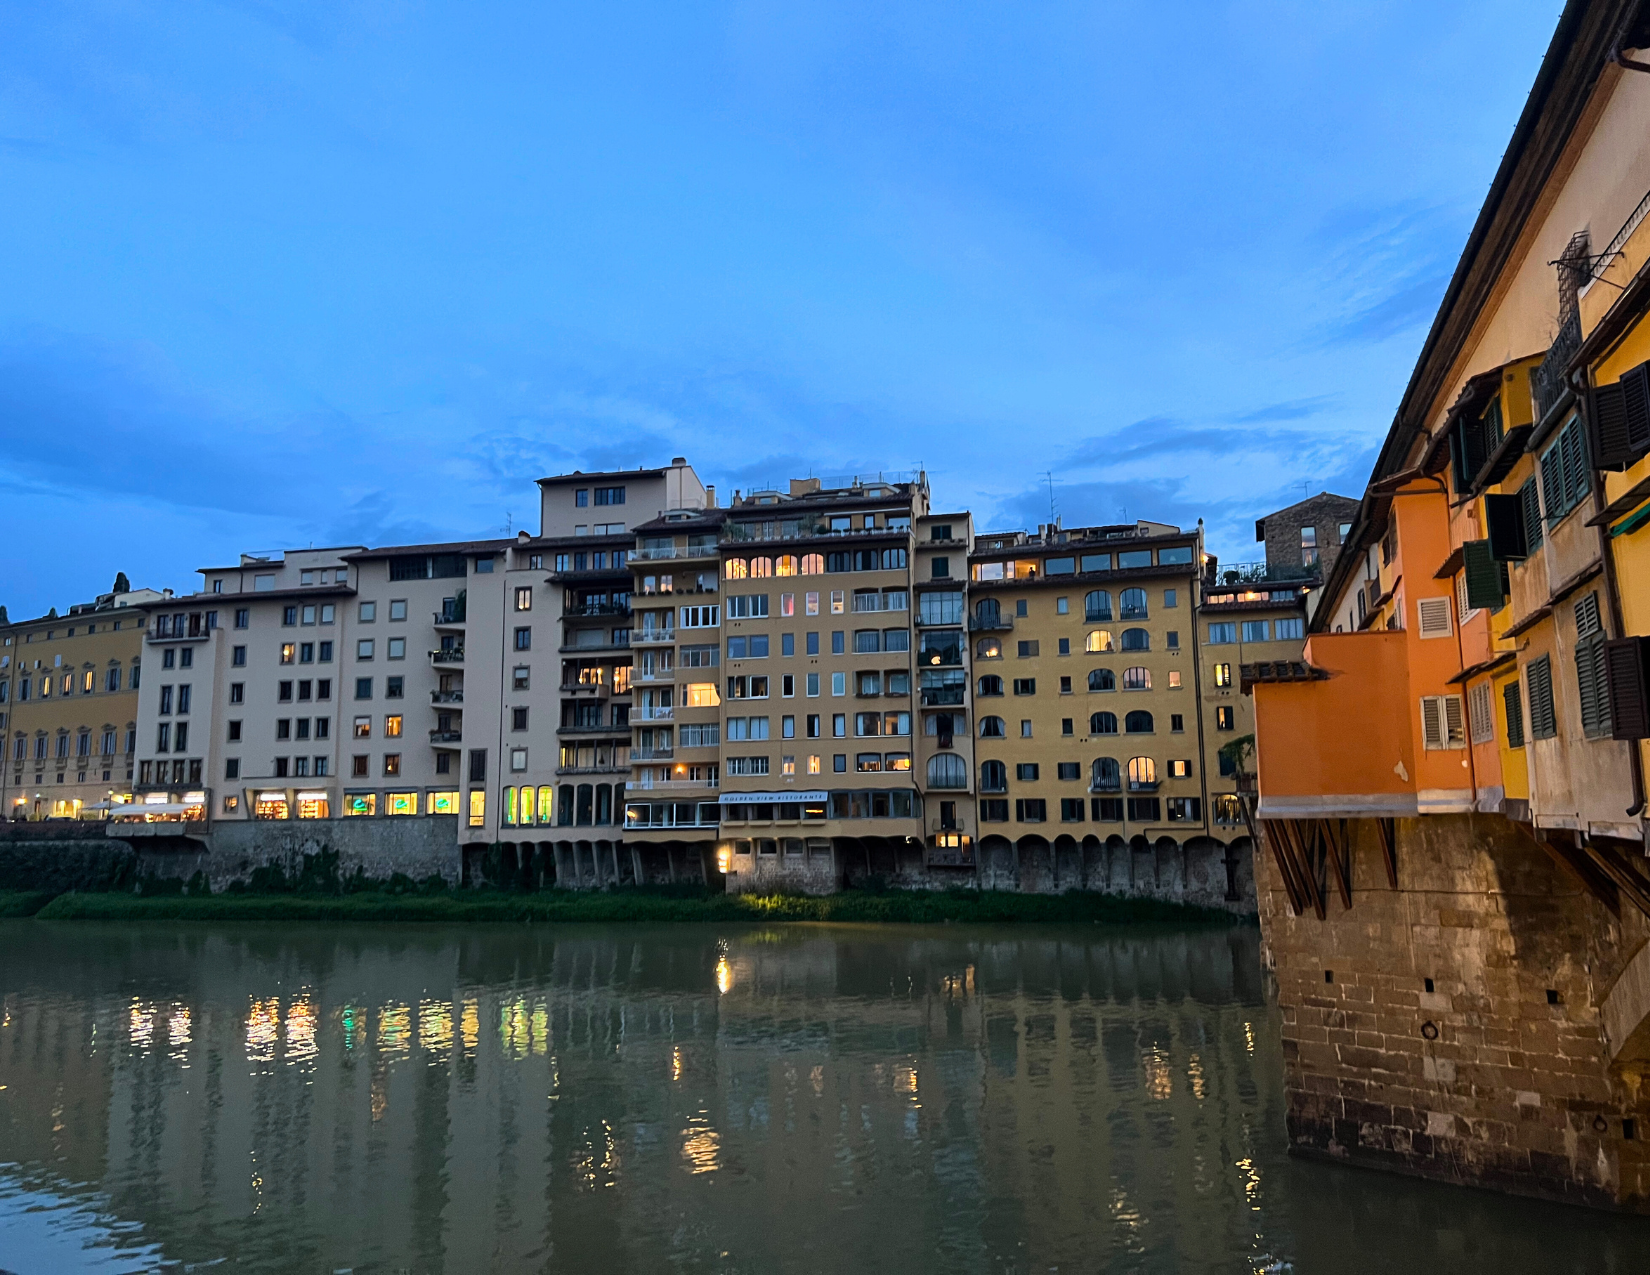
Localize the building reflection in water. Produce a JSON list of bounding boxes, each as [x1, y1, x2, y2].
[[1, 922, 1646, 1273]]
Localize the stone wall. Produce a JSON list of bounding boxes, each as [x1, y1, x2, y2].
[[1257, 492, 1360, 580], [139, 816, 463, 888], [0, 824, 137, 893], [1258, 812, 1650, 1210]]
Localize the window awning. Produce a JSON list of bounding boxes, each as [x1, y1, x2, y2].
[[718, 790, 828, 804], [110, 803, 200, 816]]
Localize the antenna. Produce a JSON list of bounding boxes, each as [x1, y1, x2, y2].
[[1044, 471, 1057, 525], [504, 510, 513, 536]]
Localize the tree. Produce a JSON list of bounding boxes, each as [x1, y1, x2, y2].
[[112, 572, 130, 594]]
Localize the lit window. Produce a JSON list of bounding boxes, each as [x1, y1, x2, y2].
[[384, 715, 402, 738]]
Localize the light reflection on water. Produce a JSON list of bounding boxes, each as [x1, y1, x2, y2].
[[0, 921, 1646, 1274]]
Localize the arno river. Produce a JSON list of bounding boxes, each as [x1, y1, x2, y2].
[[1, 922, 1646, 1273]]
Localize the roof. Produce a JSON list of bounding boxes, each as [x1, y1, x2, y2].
[[523, 532, 636, 549], [632, 510, 731, 534], [4, 599, 169, 629], [163, 584, 357, 605], [344, 539, 513, 562], [537, 466, 673, 486]]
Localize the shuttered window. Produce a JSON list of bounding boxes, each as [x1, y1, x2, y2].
[[1420, 694, 1466, 750], [1503, 681, 1525, 749], [1462, 540, 1505, 611], [1541, 416, 1591, 525], [1574, 592, 1611, 739], [1520, 477, 1543, 551], [1589, 362, 1650, 470], [1603, 637, 1650, 741], [1417, 596, 1452, 639], [1468, 682, 1495, 744], [1526, 655, 1557, 740], [1485, 493, 1529, 561]]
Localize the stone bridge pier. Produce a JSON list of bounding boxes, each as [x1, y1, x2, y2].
[[1258, 813, 1650, 1210]]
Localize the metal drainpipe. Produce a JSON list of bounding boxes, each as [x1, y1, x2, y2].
[[1613, 42, 1650, 74], [1574, 367, 1648, 817]]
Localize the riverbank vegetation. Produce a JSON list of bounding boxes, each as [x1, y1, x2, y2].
[[1, 886, 1246, 926]]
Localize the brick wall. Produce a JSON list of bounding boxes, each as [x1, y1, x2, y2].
[[1258, 493, 1360, 580], [1258, 813, 1650, 1209]]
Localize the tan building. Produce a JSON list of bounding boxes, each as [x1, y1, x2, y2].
[[1, 583, 169, 820]]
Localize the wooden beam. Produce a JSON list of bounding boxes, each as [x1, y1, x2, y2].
[[1261, 819, 1307, 916], [1581, 838, 1650, 919], [1320, 818, 1353, 910], [1523, 827, 1619, 916], [1375, 817, 1398, 888], [1278, 818, 1326, 921]]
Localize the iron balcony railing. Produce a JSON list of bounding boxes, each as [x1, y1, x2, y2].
[[967, 613, 1013, 632], [1210, 561, 1316, 587], [429, 647, 464, 664], [629, 748, 675, 761], [565, 602, 631, 617], [1533, 311, 1582, 422], [429, 730, 463, 743], [430, 690, 463, 704]]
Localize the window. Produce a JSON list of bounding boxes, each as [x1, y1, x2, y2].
[[234, 608, 250, 629], [978, 674, 1003, 696], [980, 760, 1007, 792], [927, 753, 967, 788], [1090, 711, 1117, 734], [1215, 705, 1234, 731], [1574, 592, 1612, 739], [980, 799, 1009, 821], [1207, 623, 1235, 645], [594, 485, 625, 505], [980, 716, 1006, 737], [1166, 797, 1201, 821], [514, 627, 531, 651], [1416, 596, 1452, 639], [831, 672, 846, 696], [1020, 719, 1033, 738], [1015, 762, 1039, 781], [1084, 590, 1112, 621], [1015, 798, 1046, 822], [1120, 628, 1149, 652], [385, 676, 403, 699], [1504, 680, 1526, 748], [1420, 694, 1466, 750], [1015, 599, 1029, 618], [387, 638, 405, 660], [1087, 668, 1115, 693], [1122, 667, 1150, 691], [1539, 415, 1591, 525], [1468, 681, 1495, 745], [1119, 589, 1148, 619], [1090, 757, 1120, 791], [931, 556, 951, 579], [515, 587, 533, 611], [1124, 710, 1153, 733], [1275, 618, 1304, 641], [1016, 640, 1040, 658], [1213, 662, 1233, 688], [280, 644, 297, 665], [1241, 620, 1270, 643], [355, 678, 372, 700], [1012, 678, 1036, 696], [1167, 758, 1192, 779], [977, 637, 1001, 659]]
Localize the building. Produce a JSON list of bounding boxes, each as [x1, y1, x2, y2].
[[1254, 492, 1360, 582], [1244, 0, 1650, 1209], [1, 582, 168, 821]]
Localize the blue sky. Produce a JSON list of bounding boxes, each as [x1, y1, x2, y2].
[[1, 0, 1564, 615]]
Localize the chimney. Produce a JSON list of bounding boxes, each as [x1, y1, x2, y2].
[[671, 456, 687, 466], [705, 485, 716, 507], [790, 478, 822, 497]]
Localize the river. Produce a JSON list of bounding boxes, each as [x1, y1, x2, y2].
[[0, 920, 1645, 1273]]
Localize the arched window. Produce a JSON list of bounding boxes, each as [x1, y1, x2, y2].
[[1125, 710, 1154, 733], [576, 783, 594, 825], [979, 715, 1006, 738], [1085, 590, 1112, 622], [724, 558, 748, 580], [976, 637, 1002, 659], [1085, 629, 1113, 653], [516, 786, 534, 826], [975, 598, 1001, 624], [801, 553, 825, 575], [927, 753, 967, 789], [1121, 628, 1150, 651], [557, 784, 574, 825], [749, 557, 773, 578], [538, 786, 555, 824], [503, 786, 517, 826], [980, 759, 1008, 792], [775, 554, 797, 576], [1127, 756, 1157, 788], [977, 675, 1003, 696], [1088, 668, 1115, 692], [1090, 711, 1118, 734], [1123, 666, 1151, 691], [1120, 588, 1148, 619], [1091, 757, 1120, 791]]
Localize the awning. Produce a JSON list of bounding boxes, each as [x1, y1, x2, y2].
[[110, 803, 202, 817], [718, 790, 828, 804]]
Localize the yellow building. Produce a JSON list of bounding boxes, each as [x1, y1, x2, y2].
[[1, 584, 168, 820]]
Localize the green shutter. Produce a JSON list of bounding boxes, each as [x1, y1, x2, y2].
[[1540, 444, 1564, 523], [1463, 540, 1505, 610], [1520, 477, 1544, 549], [1503, 681, 1525, 748], [1605, 638, 1650, 741], [1591, 381, 1632, 470], [1527, 655, 1557, 740]]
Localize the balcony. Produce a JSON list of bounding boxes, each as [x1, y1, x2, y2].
[[1126, 780, 1160, 793], [1090, 781, 1122, 794], [632, 667, 676, 683], [430, 689, 464, 704], [565, 602, 631, 618], [630, 748, 675, 762], [627, 777, 720, 791], [560, 681, 612, 696], [557, 639, 631, 655], [967, 613, 1013, 632], [1209, 561, 1317, 588], [631, 629, 676, 646], [433, 601, 466, 627], [1532, 310, 1582, 423], [429, 647, 464, 665], [721, 522, 909, 544], [635, 706, 674, 722], [633, 544, 719, 562], [430, 730, 463, 744]]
